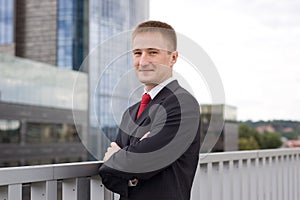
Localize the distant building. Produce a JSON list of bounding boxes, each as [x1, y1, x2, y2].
[[284, 140, 300, 148], [282, 127, 294, 133], [200, 104, 238, 152], [256, 125, 276, 133]]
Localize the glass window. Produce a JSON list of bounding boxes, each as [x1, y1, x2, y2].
[[0, 0, 14, 44], [0, 119, 20, 143], [26, 123, 80, 144], [57, 0, 83, 70]]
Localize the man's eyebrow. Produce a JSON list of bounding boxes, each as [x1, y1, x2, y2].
[[132, 48, 160, 51], [132, 49, 141, 52]]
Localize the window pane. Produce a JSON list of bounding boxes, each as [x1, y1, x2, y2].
[[0, 0, 14, 44]]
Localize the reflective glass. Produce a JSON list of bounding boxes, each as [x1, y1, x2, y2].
[[57, 0, 83, 70], [0, 55, 88, 110], [0, 120, 20, 143], [26, 123, 80, 144], [0, 0, 14, 44]]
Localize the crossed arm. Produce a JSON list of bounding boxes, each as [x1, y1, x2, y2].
[[103, 132, 150, 162], [102, 132, 150, 186]]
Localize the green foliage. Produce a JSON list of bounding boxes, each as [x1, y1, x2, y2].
[[238, 124, 283, 150], [241, 120, 300, 140], [282, 132, 299, 140], [260, 132, 283, 149], [239, 137, 260, 150]]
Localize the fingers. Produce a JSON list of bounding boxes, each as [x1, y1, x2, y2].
[[102, 142, 121, 162], [111, 142, 118, 147], [140, 131, 150, 141], [111, 142, 121, 150]]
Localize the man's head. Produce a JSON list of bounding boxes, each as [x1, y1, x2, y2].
[[132, 21, 177, 52], [132, 21, 178, 91]]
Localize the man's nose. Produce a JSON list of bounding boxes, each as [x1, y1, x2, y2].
[[139, 52, 150, 66]]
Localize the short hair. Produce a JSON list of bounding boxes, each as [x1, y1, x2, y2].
[[132, 20, 177, 51]]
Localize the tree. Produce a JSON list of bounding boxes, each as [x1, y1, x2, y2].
[[239, 137, 260, 150], [239, 123, 283, 150], [239, 124, 262, 150], [260, 132, 283, 149]]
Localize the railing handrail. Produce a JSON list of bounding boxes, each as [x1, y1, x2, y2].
[[0, 161, 103, 186], [1, 147, 300, 186], [200, 147, 300, 163]]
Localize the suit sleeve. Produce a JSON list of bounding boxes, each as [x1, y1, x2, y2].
[[115, 112, 130, 148]]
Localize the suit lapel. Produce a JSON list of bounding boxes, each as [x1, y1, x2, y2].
[[135, 80, 180, 125], [122, 80, 180, 139]]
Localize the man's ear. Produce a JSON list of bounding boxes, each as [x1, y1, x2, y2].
[[170, 51, 178, 65]]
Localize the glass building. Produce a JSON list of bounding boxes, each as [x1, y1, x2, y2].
[[0, 0, 149, 69], [86, 0, 149, 159], [0, 54, 88, 167], [0, 0, 15, 55], [200, 104, 238, 152], [0, 0, 14, 44], [0, 0, 149, 166], [57, 0, 84, 70]]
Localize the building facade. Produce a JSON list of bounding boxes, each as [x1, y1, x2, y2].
[[0, 0, 149, 166], [0, 0, 149, 70], [0, 55, 89, 167], [0, 0, 15, 55], [200, 104, 238, 152]]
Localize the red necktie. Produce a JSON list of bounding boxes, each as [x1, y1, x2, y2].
[[136, 93, 151, 119]]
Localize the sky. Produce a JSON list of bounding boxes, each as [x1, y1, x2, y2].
[[150, 0, 300, 122]]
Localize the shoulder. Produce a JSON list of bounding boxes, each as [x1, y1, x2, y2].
[[163, 81, 199, 110]]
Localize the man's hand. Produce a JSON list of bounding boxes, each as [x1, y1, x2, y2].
[[103, 142, 121, 162], [140, 131, 150, 141]]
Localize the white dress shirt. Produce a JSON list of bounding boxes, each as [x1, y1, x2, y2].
[[145, 77, 175, 100]]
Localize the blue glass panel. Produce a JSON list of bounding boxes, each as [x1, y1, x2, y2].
[[0, 0, 14, 44], [57, 0, 83, 70]]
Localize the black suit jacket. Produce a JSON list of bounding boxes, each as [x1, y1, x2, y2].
[[99, 80, 201, 200]]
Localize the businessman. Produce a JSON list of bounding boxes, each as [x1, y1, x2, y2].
[[99, 20, 201, 200]]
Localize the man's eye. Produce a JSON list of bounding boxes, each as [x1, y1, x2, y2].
[[133, 52, 142, 56], [149, 51, 158, 55]]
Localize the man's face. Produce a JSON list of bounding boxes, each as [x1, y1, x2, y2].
[[132, 31, 178, 89]]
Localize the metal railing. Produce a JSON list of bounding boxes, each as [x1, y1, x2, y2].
[[0, 148, 300, 200], [192, 148, 300, 200], [0, 161, 107, 200]]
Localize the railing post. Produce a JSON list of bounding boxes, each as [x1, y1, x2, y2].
[[221, 161, 231, 199], [31, 182, 46, 200], [62, 178, 89, 200], [276, 156, 283, 200], [232, 160, 240, 200], [62, 179, 77, 200], [90, 176, 105, 200], [31, 181, 58, 200], [8, 184, 22, 200], [46, 180, 57, 200], [297, 154, 300, 200]]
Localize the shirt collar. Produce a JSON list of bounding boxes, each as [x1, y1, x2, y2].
[[144, 77, 175, 100]]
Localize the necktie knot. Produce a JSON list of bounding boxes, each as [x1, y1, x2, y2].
[[141, 93, 151, 105], [137, 93, 151, 119]]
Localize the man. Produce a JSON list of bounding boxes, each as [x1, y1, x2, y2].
[[99, 20, 201, 200]]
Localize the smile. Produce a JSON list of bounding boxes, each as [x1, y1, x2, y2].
[[139, 69, 154, 72]]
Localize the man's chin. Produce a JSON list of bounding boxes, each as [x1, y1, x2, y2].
[[139, 80, 159, 86]]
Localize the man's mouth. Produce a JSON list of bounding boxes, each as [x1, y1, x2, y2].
[[139, 69, 154, 72]]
